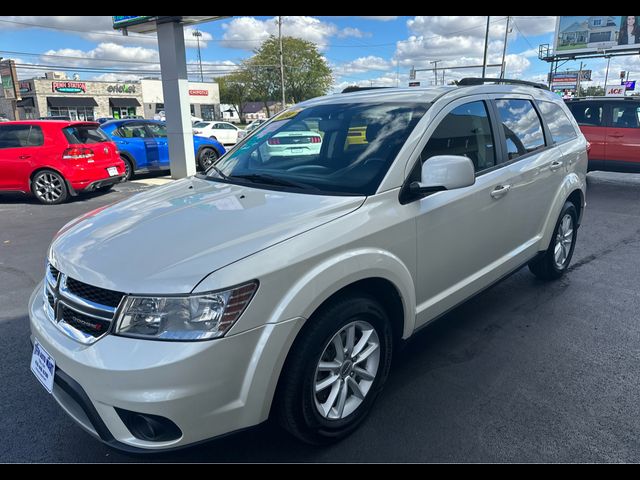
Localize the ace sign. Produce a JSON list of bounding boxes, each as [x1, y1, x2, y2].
[[606, 85, 626, 97]]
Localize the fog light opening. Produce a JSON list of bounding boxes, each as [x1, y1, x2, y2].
[[115, 408, 182, 442]]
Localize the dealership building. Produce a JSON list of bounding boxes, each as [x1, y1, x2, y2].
[[140, 79, 220, 121], [0, 74, 220, 122]]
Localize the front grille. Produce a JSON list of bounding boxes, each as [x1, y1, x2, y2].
[[45, 262, 122, 344], [66, 277, 124, 308], [60, 305, 111, 338], [49, 264, 60, 281], [46, 291, 55, 309]]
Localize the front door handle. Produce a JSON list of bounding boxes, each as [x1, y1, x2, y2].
[[18, 155, 31, 159], [609, 133, 624, 138], [490, 184, 511, 199], [549, 161, 563, 171]]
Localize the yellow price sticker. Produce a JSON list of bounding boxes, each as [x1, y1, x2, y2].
[[273, 109, 302, 121]]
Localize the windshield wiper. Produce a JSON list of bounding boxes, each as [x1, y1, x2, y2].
[[208, 165, 229, 180], [229, 173, 318, 191]]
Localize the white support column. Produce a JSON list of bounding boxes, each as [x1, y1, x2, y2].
[[156, 21, 195, 179]]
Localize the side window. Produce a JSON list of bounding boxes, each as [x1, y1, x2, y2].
[[0, 125, 33, 149], [118, 124, 150, 139], [421, 101, 496, 172], [537, 101, 578, 144], [146, 123, 167, 138], [495, 99, 545, 161], [611, 104, 640, 129], [567, 102, 603, 127]]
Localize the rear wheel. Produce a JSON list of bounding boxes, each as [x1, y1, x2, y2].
[[121, 155, 134, 181], [529, 201, 578, 280], [276, 295, 393, 445], [31, 170, 68, 205], [198, 147, 219, 171]]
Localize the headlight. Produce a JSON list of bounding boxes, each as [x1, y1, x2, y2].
[[114, 281, 258, 341]]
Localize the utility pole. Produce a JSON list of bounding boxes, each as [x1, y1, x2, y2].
[[192, 30, 204, 82], [430, 60, 441, 85], [278, 16, 286, 109], [500, 16, 510, 79], [482, 16, 490, 78], [576, 61, 583, 96], [604, 54, 611, 89]]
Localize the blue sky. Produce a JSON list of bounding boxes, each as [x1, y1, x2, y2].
[[0, 16, 638, 92]]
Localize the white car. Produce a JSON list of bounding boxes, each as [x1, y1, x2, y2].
[[262, 129, 322, 158], [193, 121, 241, 145], [29, 79, 587, 451]]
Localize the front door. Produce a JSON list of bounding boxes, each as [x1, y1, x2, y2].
[[145, 122, 170, 169], [605, 101, 640, 169], [412, 98, 527, 327]]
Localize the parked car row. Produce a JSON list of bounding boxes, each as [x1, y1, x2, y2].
[[0, 119, 227, 203]]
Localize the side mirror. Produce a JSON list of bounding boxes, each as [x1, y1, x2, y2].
[[409, 155, 475, 196]]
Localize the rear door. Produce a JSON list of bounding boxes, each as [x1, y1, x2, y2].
[[566, 101, 606, 169], [605, 101, 640, 169], [112, 122, 158, 170], [145, 122, 170, 168], [0, 124, 43, 190]]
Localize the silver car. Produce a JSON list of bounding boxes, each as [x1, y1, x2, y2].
[[29, 79, 587, 451]]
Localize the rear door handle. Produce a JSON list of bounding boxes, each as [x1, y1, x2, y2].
[[609, 133, 624, 138], [549, 161, 563, 171], [18, 155, 31, 159], [490, 184, 511, 199]]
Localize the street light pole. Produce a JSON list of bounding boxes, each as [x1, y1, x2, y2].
[[192, 30, 204, 82], [278, 16, 286, 110]]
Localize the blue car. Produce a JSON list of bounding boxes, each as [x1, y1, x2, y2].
[[100, 119, 226, 180]]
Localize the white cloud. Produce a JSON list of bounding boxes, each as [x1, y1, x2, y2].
[[221, 16, 343, 50], [360, 17, 399, 22], [338, 27, 371, 39], [335, 56, 392, 76]]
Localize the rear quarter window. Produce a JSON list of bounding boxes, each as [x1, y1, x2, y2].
[[63, 125, 110, 144], [566, 102, 604, 127], [0, 124, 44, 148], [538, 101, 578, 144]]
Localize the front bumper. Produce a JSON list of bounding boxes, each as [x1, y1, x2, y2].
[[28, 283, 303, 451]]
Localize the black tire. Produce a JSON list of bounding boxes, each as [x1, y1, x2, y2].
[[31, 170, 69, 205], [528, 201, 578, 280], [197, 147, 219, 171], [276, 294, 393, 445], [121, 155, 134, 181]]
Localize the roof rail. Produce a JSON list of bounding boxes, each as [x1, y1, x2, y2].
[[458, 77, 549, 90], [341, 86, 392, 94]]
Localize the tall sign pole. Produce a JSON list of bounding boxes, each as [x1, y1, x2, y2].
[[500, 16, 510, 79], [482, 16, 490, 77]]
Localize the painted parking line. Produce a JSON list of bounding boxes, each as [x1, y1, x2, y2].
[[129, 177, 174, 186]]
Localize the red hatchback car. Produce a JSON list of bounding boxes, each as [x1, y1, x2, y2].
[[0, 121, 125, 204], [565, 97, 640, 173]]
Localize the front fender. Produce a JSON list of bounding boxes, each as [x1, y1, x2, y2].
[[269, 248, 416, 340]]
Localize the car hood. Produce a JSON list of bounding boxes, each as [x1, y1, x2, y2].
[[49, 177, 364, 294]]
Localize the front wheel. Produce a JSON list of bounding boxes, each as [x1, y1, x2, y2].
[[197, 147, 219, 171], [31, 170, 68, 205], [528, 201, 578, 280], [276, 295, 393, 445]]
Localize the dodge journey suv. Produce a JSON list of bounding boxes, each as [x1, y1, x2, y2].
[[29, 78, 587, 451]]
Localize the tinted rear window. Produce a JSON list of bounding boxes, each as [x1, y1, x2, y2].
[[63, 125, 110, 144], [0, 124, 44, 148], [566, 102, 603, 127], [538, 101, 578, 144]]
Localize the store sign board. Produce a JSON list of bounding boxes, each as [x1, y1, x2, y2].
[[189, 89, 208, 96], [107, 84, 137, 94], [605, 84, 626, 96], [52, 81, 87, 94]]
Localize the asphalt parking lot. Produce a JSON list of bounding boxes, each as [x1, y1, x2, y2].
[[1, 171, 640, 463]]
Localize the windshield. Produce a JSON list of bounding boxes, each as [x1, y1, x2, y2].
[[209, 102, 428, 196], [193, 122, 210, 128]]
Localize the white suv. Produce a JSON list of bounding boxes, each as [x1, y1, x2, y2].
[[29, 79, 587, 451]]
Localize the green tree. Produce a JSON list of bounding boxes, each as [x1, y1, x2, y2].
[[216, 70, 252, 121], [250, 36, 333, 107], [578, 85, 605, 97]]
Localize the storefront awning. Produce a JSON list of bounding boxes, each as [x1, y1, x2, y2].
[[47, 97, 98, 107], [109, 97, 141, 107], [17, 97, 35, 108]]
